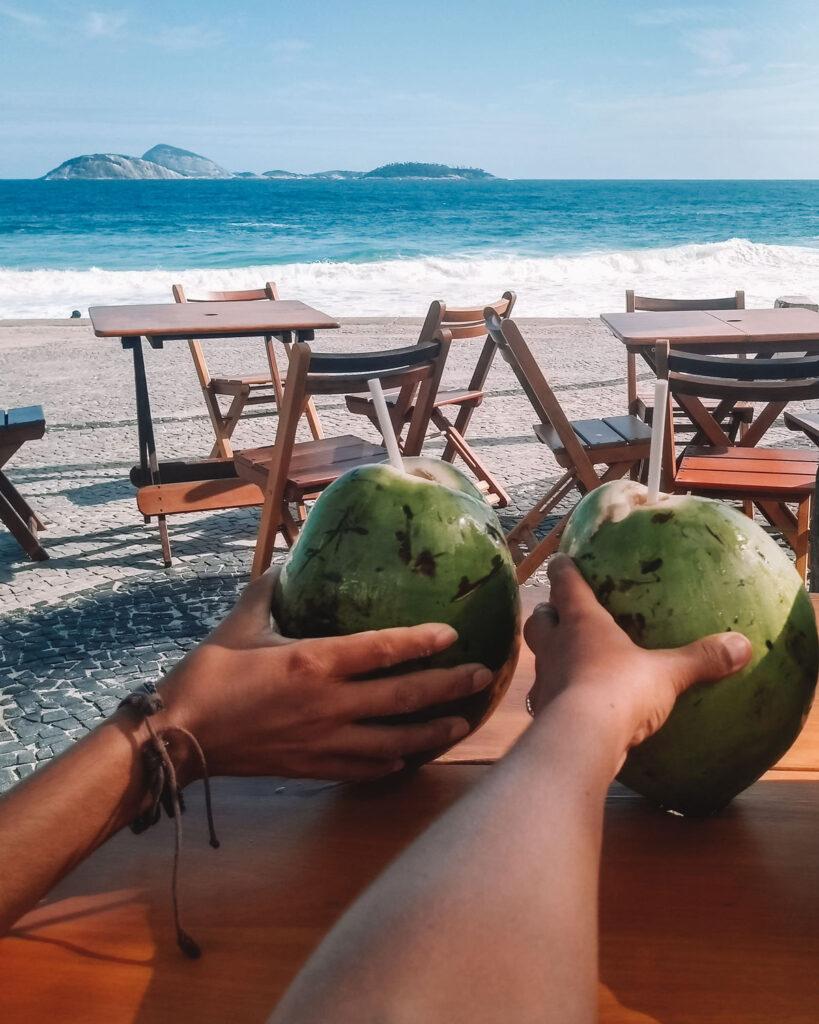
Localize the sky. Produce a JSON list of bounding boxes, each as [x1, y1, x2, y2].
[[2, 0, 819, 179]]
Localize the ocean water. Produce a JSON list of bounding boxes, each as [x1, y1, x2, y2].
[[2, 179, 819, 318]]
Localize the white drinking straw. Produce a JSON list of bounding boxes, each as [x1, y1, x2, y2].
[[646, 378, 669, 503], [368, 378, 405, 472]]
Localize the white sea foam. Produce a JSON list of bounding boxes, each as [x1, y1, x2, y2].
[[2, 238, 819, 319]]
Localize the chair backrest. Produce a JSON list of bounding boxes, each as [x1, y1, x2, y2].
[[626, 289, 745, 312], [172, 282, 279, 303], [654, 340, 819, 477], [390, 291, 516, 421], [484, 312, 600, 491], [656, 343, 819, 404]]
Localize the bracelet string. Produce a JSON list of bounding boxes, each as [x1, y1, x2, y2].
[[118, 682, 220, 959]]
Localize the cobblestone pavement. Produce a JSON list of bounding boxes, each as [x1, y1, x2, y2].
[[1, 316, 815, 788]]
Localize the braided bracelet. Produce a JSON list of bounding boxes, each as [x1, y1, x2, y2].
[[117, 682, 220, 959]]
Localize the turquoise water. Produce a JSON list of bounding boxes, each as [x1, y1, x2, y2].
[[2, 179, 819, 316]]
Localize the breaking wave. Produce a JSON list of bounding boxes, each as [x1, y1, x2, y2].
[[2, 238, 818, 319]]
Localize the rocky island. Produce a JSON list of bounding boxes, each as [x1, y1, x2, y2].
[[41, 146, 496, 181]]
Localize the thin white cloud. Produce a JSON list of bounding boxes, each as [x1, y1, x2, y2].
[[0, 3, 46, 28], [151, 25, 223, 52], [85, 10, 128, 38], [630, 6, 716, 27], [278, 38, 311, 54], [684, 27, 748, 77]]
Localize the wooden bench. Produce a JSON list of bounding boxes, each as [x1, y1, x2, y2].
[[0, 405, 48, 561]]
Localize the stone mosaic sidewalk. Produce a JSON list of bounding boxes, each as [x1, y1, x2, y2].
[[1, 316, 814, 788]]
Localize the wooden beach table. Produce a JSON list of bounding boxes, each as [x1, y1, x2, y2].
[[3, 586, 819, 1023], [601, 307, 819, 443], [88, 301, 339, 565]]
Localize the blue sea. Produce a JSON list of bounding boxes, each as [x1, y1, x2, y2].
[[2, 179, 819, 317]]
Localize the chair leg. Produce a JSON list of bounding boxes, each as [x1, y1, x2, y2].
[[796, 495, 811, 584], [0, 488, 48, 561], [431, 409, 510, 508], [738, 420, 754, 518], [157, 515, 172, 567], [514, 511, 573, 584], [303, 399, 324, 441], [209, 391, 249, 459], [0, 472, 46, 532], [505, 473, 576, 581]]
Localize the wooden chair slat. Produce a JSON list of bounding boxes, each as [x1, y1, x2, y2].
[[570, 419, 627, 447], [210, 374, 276, 388], [675, 468, 816, 494], [6, 405, 45, 427], [684, 445, 819, 464], [601, 415, 653, 444], [680, 457, 818, 478], [670, 351, 819, 381], [136, 479, 264, 516], [627, 290, 745, 312]]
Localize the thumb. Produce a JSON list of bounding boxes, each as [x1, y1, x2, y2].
[[663, 631, 752, 697], [215, 566, 283, 641]]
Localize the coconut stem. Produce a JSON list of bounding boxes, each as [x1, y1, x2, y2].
[[368, 378, 405, 473], [646, 378, 669, 503]]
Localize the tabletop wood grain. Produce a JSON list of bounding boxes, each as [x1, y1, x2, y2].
[[88, 300, 340, 339], [601, 307, 819, 348]]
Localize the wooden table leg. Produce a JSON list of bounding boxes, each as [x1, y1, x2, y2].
[[126, 336, 173, 567], [627, 350, 638, 415]]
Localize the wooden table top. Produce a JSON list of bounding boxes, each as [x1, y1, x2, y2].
[[88, 300, 340, 340], [601, 307, 819, 349], [3, 586, 819, 1023]]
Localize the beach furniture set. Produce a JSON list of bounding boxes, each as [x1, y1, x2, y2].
[[6, 581, 819, 1022], [78, 294, 819, 586]]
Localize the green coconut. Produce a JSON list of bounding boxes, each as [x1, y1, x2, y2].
[[273, 457, 521, 756], [560, 479, 818, 816]]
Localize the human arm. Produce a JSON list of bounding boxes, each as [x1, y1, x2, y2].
[[0, 569, 493, 934], [271, 554, 752, 1024]]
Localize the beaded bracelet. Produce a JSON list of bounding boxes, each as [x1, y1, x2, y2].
[[117, 681, 220, 959]]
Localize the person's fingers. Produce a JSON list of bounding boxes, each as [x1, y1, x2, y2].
[[523, 602, 559, 654], [661, 631, 752, 697], [546, 553, 603, 617], [222, 566, 282, 636], [305, 622, 459, 677], [331, 716, 470, 759], [342, 663, 492, 718]]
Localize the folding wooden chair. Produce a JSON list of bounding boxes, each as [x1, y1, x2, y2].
[[655, 342, 819, 582], [345, 293, 516, 506], [484, 313, 652, 583], [0, 405, 48, 561], [235, 333, 451, 578], [625, 289, 753, 442], [172, 282, 323, 458]]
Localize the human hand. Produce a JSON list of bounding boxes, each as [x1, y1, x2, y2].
[[523, 553, 752, 769], [155, 568, 493, 783]]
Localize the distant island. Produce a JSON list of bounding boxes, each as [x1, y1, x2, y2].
[[41, 145, 496, 181]]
